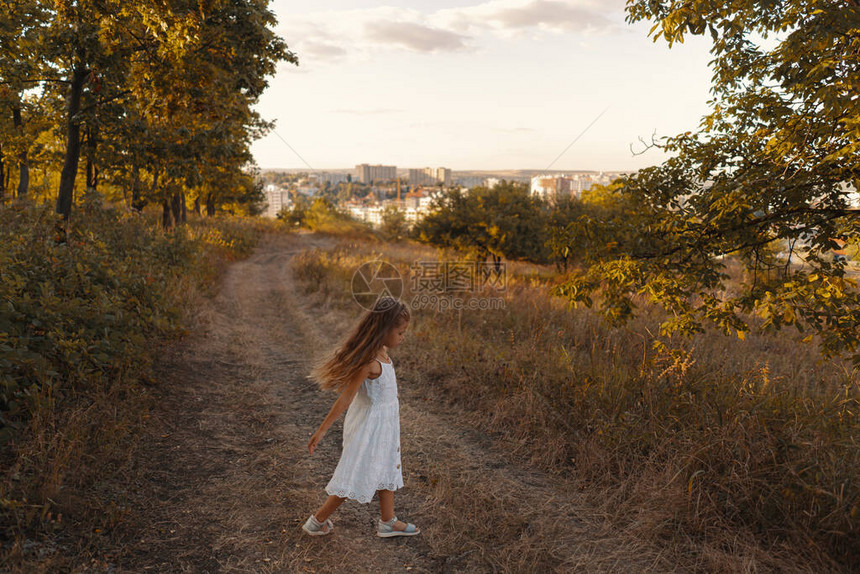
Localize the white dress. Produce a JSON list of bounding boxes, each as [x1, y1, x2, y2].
[[325, 357, 403, 503]]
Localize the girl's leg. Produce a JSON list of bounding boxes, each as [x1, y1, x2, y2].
[[378, 489, 395, 522], [377, 489, 410, 531], [315, 494, 345, 522]]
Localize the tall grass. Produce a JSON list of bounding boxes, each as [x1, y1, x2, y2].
[[0, 198, 268, 563], [291, 238, 860, 571]]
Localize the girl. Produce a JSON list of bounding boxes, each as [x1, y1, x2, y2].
[[303, 296, 420, 538]]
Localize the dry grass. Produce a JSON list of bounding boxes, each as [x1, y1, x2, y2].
[[291, 236, 860, 573], [0, 209, 271, 571]]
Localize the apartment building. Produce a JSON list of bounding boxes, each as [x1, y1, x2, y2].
[[263, 184, 291, 218], [408, 167, 451, 187], [356, 164, 397, 183]]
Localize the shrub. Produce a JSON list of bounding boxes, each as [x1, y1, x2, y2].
[[0, 199, 263, 549]]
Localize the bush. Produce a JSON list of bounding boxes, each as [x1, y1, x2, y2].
[[0, 199, 263, 548], [379, 205, 409, 242], [279, 195, 374, 238]]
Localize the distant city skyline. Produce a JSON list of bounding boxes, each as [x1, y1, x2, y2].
[[252, 0, 715, 172], [259, 166, 625, 175]]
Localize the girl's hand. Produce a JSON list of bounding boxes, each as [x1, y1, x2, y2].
[[308, 429, 325, 455], [306, 364, 370, 456]]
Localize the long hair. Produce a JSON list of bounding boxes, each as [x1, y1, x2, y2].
[[310, 296, 410, 392]]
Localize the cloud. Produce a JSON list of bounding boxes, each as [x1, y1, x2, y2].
[[364, 21, 471, 53], [434, 0, 621, 36], [282, 1, 623, 65], [302, 41, 347, 59], [487, 0, 614, 32]]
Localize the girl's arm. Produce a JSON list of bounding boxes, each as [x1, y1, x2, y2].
[[307, 362, 374, 455]]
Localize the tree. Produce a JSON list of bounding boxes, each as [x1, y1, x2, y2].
[[414, 181, 548, 266], [0, 0, 52, 199], [553, 0, 860, 359], [278, 194, 310, 228], [133, 0, 294, 223], [380, 205, 408, 242], [546, 194, 589, 273], [28, 0, 295, 220], [48, 0, 131, 219]]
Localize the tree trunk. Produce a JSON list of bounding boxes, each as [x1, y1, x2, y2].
[[162, 198, 172, 230], [4, 151, 12, 197], [86, 158, 94, 189], [56, 64, 89, 220], [0, 142, 5, 200], [206, 192, 215, 216], [180, 190, 187, 223], [85, 128, 92, 189], [12, 107, 29, 198], [193, 195, 201, 216], [136, 166, 158, 213], [170, 190, 182, 224], [150, 167, 160, 196], [85, 124, 98, 190], [130, 163, 142, 211]]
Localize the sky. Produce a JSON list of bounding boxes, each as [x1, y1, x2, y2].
[[251, 0, 717, 173]]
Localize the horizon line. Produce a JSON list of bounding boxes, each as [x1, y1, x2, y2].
[[256, 166, 637, 173]]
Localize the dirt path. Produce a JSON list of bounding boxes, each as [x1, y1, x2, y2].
[[113, 232, 676, 573]]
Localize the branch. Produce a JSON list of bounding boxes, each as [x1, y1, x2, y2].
[[636, 207, 860, 261], [79, 89, 133, 114], [630, 130, 662, 156], [0, 78, 71, 85], [108, 13, 165, 69], [716, 209, 849, 258]]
